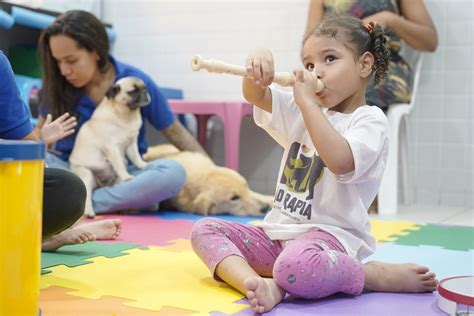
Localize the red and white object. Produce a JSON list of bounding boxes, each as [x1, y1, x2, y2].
[[438, 276, 474, 315]]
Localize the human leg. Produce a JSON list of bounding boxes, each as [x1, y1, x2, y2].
[[42, 168, 85, 239], [41, 167, 122, 251], [45, 152, 71, 170], [92, 159, 186, 213], [191, 218, 286, 313], [364, 261, 438, 293], [41, 168, 94, 251], [272, 230, 364, 299]]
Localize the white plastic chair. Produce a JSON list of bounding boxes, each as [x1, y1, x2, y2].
[[378, 46, 423, 215]]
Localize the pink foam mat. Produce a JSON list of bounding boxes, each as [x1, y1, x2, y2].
[[83, 214, 194, 246]]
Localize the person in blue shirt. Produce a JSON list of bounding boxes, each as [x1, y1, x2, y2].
[[37, 10, 206, 215], [0, 50, 122, 251]]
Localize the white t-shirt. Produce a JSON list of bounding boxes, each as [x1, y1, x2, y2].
[[254, 86, 389, 260]]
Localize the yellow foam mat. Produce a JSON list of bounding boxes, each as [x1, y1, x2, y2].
[[369, 218, 422, 243], [159, 239, 194, 252], [250, 219, 421, 243], [40, 246, 248, 315]]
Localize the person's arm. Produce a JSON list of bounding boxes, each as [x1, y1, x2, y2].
[[0, 51, 36, 140], [242, 78, 272, 113], [162, 120, 207, 155], [21, 130, 40, 141], [293, 69, 354, 175], [305, 0, 324, 36], [242, 48, 274, 113], [136, 72, 206, 155], [363, 0, 438, 52]]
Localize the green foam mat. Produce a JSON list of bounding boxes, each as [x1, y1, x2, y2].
[[41, 241, 147, 274], [391, 224, 474, 251]]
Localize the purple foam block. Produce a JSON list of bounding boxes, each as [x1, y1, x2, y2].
[[212, 292, 446, 316]]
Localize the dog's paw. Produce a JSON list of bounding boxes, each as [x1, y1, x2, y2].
[[135, 161, 148, 169], [120, 173, 134, 182], [84, 208, 96, 218]]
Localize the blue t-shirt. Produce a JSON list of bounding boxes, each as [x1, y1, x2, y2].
[[40, 55, 176, 161], [0, 51, 34, 139]]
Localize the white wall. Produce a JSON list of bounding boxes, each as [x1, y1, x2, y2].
[[407, 0, 473, 209], [103, 0, 473, 210]]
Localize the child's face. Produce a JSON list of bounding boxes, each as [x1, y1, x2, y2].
[[302, 35, 366, 111], [49, 34, 100, 89]]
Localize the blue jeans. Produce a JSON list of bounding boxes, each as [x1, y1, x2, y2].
[[45, 152, 186, 214]]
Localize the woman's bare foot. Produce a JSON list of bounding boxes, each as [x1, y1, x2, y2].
[[244, 277, 286, 313], [74, 219, 122, 240], [42, 229, 95, 252], [364, 261, 438, 293], [41, 219, 122, 252]]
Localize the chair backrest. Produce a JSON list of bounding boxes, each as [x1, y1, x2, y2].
[[399, 45, 424, 108], [14, 74, 42, 125]]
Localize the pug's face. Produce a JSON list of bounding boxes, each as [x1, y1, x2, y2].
[[105, 77, 151, 110]]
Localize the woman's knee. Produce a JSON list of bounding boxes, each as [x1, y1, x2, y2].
[[147, 159, 186, 194], [43, 168, 86, 238], [56, 169, 86, 220]]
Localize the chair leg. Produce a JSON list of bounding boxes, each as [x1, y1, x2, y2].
[[222, 103, 247, 171], [378, 113, 401, 215], [400, 116, 411, 205], [196, 115, 212, 151]]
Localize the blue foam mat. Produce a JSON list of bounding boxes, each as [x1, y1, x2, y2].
[[153, 210, 264, 224], [363, 242, 474, 280]]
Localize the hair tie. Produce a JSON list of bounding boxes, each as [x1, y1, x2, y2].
[[365, 22, 376, 33]]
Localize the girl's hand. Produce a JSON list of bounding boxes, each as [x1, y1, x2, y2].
[[293, 68, 320, 108], [40, 113, 77, 145], [245, 48, 275, 87]]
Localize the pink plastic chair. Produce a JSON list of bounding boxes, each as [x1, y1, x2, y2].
[[168, 100, 253, 171]]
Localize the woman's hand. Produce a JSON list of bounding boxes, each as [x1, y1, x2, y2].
[[293, 68, 320, 108], [362, 11, 396, 29], [40, 113, 77, 145], [245, 48, 275, 87]]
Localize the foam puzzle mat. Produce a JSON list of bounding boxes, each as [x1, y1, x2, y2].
[[39, 212, 474, 315]]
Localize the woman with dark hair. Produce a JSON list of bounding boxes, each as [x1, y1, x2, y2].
[[37, 10, 205, 215]]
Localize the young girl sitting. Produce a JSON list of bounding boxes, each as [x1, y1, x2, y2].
[[191, 15, 437, 313]]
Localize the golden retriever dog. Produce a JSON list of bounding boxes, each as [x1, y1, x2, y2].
[[69, 77, 150, 217], [143, 144, 273, 216]]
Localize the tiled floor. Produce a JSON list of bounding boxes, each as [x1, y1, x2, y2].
[[374, 204, 474, 226]]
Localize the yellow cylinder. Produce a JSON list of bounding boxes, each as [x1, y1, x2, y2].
[[0, 140, 45, 316]]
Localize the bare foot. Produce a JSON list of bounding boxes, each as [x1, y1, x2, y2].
[[364, 261, 438, 293], [244, 277, 286, 313], [74, 219, 122, 240], [42, 228, 95, 252]]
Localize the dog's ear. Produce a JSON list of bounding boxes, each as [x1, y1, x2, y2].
[[192, 191, 213, 215], [106, 84, 121, 99]]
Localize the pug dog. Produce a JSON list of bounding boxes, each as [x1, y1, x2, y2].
[[69, 76, 151, 217]]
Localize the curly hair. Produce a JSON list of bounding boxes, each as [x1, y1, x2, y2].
[[304, 14, 390, 86]]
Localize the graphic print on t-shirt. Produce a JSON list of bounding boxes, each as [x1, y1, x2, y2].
[[275, 142, 325, 221], [279, 142, 325, 200]]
